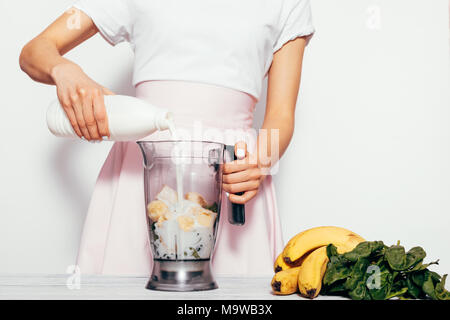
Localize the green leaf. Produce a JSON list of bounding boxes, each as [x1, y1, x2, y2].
[[435, 274, 450, 300], [405, 247, 426, 269], [386, 287, 408, 300], [348, 282, 368, 300], [405, 259, 439, 273], [385, 245, 426, 271], [323, 258, 352, 286], [342, 241, 385, 262], [430, 271, 442, 284], [326, 243, 339, 258], [421, 270, 438, 300], [411, 270, 425, 287], [189, 247, 201, 259], [322, 280, 347, 295], [385, 245, 406, 270], [323, 244, 352, 286], [405, 276, 422, 299], [204, 202, 218, 213], [344, 258, 369, 291]]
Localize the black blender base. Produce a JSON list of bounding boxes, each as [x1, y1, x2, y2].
[[146, 260, 218, 292]]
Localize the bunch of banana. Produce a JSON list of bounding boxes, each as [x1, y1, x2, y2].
[[271, 226, 365, 297]]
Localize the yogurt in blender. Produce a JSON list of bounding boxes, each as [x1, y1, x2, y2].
[[147, 186, 218, 260]]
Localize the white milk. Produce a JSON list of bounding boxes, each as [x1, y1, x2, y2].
[[168, 120, 184, 211]]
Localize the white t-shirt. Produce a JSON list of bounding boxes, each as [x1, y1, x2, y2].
[[73, 0, 314, 101]]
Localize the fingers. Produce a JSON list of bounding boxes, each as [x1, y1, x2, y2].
[[58, 92, 82, 138], [92, 89, 110, 138], [70, 91, 91, 140], [224, 143, 255, 174], [222, 168, 261, 184], [223, 179, 260, 194], [66, 87, 111, 141], [228, 190, 258, 204], [223, 160, 257, 174], [234, 141, 247, 160], [80, 88, 101, 140], [223, 143, 261, 204]]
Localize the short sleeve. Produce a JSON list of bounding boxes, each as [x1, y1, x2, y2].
[[72, 0, 133, 46], [273, 0, 315, 53]]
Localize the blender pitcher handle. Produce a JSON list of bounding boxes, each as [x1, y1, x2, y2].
[[225, 145, 246, 226]]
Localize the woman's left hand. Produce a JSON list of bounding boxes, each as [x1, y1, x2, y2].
[[222, 141, 265, 204]]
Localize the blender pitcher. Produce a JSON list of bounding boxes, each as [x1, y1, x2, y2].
[[137, 140, 245, 291]]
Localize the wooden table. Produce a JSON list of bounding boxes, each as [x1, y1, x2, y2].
[[0, 274, 344, 300]]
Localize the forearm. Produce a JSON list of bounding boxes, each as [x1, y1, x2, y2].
[[19, 37, 77, 85], [256, 111, 295, 170]]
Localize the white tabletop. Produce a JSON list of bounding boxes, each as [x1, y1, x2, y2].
[[0, 274, 344, 300]]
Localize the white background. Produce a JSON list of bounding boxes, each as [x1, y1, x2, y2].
[[0, 0, 449, 277]]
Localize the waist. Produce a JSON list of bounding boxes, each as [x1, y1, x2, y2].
[[135, 80, 257, 130]]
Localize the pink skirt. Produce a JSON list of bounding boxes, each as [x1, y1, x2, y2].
[[76, 80, 284, 276]]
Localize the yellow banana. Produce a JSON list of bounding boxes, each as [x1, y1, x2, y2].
[[271, 267, 301, 295], [297, 246, 329, 298], [282, 226, 364, 266], [274, 253, 291, 273], [274, 251, 310, 273]]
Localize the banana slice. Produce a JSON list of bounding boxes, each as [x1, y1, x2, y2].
[[156, 185, 178, 205], [177, 215, 195, 232], [147, 200, 169, 222], [156, 212, 173, 228], [192, 207, 216, 228], [184, 192, 208, 207]]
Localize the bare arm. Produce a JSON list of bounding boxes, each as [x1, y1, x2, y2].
[[19, 8, 112, 140], [20, 9, 97, 84], [259, 37, 307, 164], [223, 37, 308, 204]]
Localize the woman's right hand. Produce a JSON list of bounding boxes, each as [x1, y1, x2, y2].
[[51, 62, 114, 141]]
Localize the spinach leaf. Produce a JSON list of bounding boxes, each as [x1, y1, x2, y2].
[[348, 281, 367, 300], [435, 274, 450, 300], [204, 202, 218, 213], [323, 244, 352, 286], [321, 241, 450, 300], [343, 258, 369, 291], [342, 241, 385, 262], [405, 276, 423, 299], [386, 287, 408, 299], [405, 259, 439, 273], [421, 270, 438, 300], [385, 244, 426, 271]]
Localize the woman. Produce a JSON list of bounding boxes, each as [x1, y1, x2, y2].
[[19, 0, 314, 276]]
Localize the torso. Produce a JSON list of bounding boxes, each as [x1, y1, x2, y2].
[[128, 0, 286, 100]]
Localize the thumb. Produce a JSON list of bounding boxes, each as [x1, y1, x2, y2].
[[234, 141, 247, 160]]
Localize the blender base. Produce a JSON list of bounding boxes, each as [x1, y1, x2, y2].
[[147, 259, 218, 292]]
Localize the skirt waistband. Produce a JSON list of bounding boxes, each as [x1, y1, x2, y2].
[[135, 80, 257, 130]]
